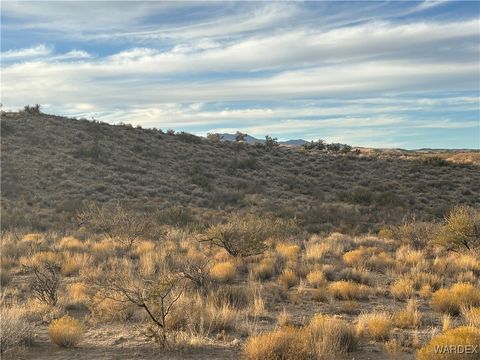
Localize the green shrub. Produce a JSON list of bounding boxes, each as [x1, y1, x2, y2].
[[435, 206, 480, 252]]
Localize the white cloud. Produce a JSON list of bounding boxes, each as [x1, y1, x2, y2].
[[1, 44, 52, 59]]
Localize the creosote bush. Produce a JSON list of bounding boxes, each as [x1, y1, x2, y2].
[[435, 205, 480, 252], [48, 315, 85, 347], [202, 213, 298, 257]]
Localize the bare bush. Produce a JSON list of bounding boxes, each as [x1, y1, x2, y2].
[[77, 202, 156, 249], [201, 213, 297, 257]]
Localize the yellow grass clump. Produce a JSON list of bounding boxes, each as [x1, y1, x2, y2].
[[210, 261, 237, 283], [278, 269, 299, 290], [58, 236, 84, 252], [462, 306, 480, 327], [356, 312, 392, 340], [252, 257, 276, 280], [67, 282, 90, 304], [308, 314, 356, 355], [244, 314, 356, 360], [244, 326, 309, 360], [394, 300, 422, 329], [417, 326, 480, 360], [431, 283, 480, 315], [328, 281, 371, 300], [306, 270, 326, 288], [276, 243, 300, 260], [48, 315, 85, 347], [390, 277, 415, 301]]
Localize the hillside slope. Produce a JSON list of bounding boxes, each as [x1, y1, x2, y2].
[[1, 111, 479, 232]]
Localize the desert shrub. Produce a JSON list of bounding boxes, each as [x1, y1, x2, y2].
[[420, 155, 449, 166], [264, 135, 279, 151], [48, 315, 85, 347], [390, 277, 415, 301], [0, 307, 33, 355], [89, 294, 135, 323], [244, 313, 356, 360], [58, 236, 84, 252], [306, 270, 326, 288], [67, 282, 90, 307], [61, 254, 81, 276], [278, 269, 299, 290], [378, 227, 395, 239], [328, 281, 371, 300], [22, 104, 41, 114], [187, 164, 212, 190], [210, 262, 236, 283], [212, 285, 252, 309], [394, 300, 422, 329], [356, 312, 392, 340], [154, 206, 199, 230], [1, 268, 11, 287], [202, 213, 297, 257], [276, 243, 300, 260], [304, 241, 332, 261], [416, 326, 480, 360], [435, 206, 480, 252], [77, 202, 155, 249], [244, 326, 309, 360], [431, 283, 480, 315], [462, 307, 480, 327], [394, 221, 437, 249], [252, 257, 277, 280], [308, 314, 357, 355], [22, 260, 61, 306], [206, 133, 222, 143], [176, 131, 202, 143], [75, 142, 104, 160], [337, 268, 371, 285], [311, 288, 330, 302]]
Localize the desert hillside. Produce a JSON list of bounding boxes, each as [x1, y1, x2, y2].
[[1, 109, 480, 360], [1, 110, 479, 233]]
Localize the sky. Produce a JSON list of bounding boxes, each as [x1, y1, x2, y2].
[[1, 1, 479, 149]]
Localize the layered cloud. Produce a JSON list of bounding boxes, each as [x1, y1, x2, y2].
[[1, 1, 479, 148]]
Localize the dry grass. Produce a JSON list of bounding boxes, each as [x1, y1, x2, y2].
[[394, 300, 422, 329], [252, 257, 276, 280], [306, 270, 326, 288], [462, 306, 480, 327], [356, 312, 392, 340], [210, 261, 237, 283], [431, 283, 480, 315], [0, 307, 33, 356], [417, 326, 480, 360], [308, 314, 356, 355], [278, 269, 299, 290], [276, 243, 300, 260], [328, 281, 371, 300], [244, 313, 356, 360], [244, 326, 309, 360], [390, 277, 415, 301], [48, 315, 85, 347]]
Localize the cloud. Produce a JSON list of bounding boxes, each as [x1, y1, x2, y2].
[[1, 44, 51, 59], [1, 1, 478, 149]]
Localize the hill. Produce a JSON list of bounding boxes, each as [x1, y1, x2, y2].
[[1, 110, 479, 233]]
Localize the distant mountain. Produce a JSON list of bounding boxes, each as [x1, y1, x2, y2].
[[218, 133, 307, 146]]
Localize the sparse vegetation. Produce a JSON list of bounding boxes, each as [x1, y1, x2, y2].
[[48, 315, 85, 347]]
